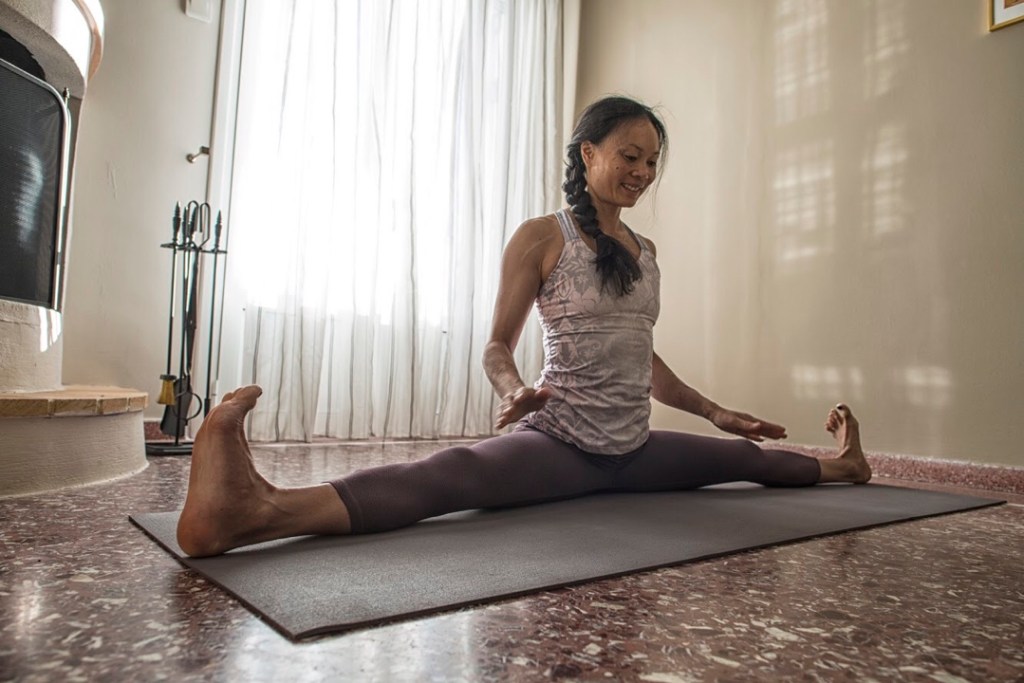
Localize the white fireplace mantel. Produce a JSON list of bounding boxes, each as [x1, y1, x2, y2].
[[0, 0, 103, 97]]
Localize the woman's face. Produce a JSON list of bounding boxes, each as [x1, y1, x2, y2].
[[581, 118, 661, 209]]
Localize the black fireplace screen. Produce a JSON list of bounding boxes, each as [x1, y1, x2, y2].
[[0, 58, 68, 308]]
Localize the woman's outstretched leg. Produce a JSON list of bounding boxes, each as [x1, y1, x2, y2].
[[176, 386, 351, 557], [616, 404, 870, 490]]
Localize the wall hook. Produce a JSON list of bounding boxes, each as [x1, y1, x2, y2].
[[186, 145, 210, 163]]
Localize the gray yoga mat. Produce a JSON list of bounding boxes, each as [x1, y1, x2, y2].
[[131, 483, 1002, 640]]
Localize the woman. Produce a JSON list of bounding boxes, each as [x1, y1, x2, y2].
[[177, 97, 870, 558]]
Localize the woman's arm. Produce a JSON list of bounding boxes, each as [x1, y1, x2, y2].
[[651, 352, 720, 419], [483, 217, 560, 428], [651, 351, 787, 441]]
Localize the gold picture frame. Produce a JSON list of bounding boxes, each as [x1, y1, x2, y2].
[[990, 0, 1024, 30]]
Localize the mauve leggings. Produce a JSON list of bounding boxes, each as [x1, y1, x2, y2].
[[329, 425, 822, 534]]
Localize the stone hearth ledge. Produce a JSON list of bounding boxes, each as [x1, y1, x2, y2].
[[0, 386, 149, 497], [0, 385, 147, 417]]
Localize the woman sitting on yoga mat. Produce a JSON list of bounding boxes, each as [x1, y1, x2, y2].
[[177, 96, 871, 558]]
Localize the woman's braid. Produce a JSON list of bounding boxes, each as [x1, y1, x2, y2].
[[563, 144, 643, 296]]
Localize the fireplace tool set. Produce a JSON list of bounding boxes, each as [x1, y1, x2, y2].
[[145, 201, 228, 456]]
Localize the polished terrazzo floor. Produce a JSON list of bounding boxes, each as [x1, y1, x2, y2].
[[1, 441, 1022, 682]]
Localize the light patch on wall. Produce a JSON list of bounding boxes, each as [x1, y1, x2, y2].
[[37, 306, 61, 353], [773, 0, 831, 125], [895, 365, 953, 409], [773, 141, 836, 263], [862, 122, 909, 241], [791, 364, 864, 402], [862, 0, 909, 99]]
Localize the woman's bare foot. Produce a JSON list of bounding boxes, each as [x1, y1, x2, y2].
[[176, 386, 279, 556], [819, 404, 872, 484], [176, 386, 351, 557]]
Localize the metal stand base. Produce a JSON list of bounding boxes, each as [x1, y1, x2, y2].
[[145, 441, 194, 456]]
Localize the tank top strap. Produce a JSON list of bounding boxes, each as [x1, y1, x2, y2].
[[554, 209, 579, 242]]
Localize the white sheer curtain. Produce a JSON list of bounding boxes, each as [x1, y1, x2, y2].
[[227, 0, 566, 441]]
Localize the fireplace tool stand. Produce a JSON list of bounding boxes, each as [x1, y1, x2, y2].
[[146, 201, 228, 456]]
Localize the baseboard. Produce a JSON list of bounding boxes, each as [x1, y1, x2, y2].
[[789, 444, 1024, 495]]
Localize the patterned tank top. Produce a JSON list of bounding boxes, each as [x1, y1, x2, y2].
[[525, 209, 661, 454]]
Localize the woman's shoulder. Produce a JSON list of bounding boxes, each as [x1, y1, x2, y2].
[[517, 213, 562, 238], [509, 214, 564, 254], [507, 214, 566, 280]]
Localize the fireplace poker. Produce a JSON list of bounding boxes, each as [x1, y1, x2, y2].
[[180, 203, 210, 422], [211, 211, 231, 421], [203, 210, 225, 417]]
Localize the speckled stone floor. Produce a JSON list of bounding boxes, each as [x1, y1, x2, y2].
[[1, 441, 1022, 682]]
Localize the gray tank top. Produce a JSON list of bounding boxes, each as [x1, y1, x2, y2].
[[525, 209, 661, 454]]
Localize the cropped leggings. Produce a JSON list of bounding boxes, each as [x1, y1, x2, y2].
[[329, 425, 822, 534]]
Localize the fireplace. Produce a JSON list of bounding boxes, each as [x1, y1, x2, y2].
[[0, 0, 148, 497], [0, 0, 94, 393], [0, 48, 69, 310]]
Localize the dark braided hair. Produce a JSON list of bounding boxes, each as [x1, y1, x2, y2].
[[563, 96, 668, 296]]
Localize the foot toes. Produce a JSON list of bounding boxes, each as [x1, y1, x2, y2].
[[825, 406, 850, 434], [231, 385, 263, 411]]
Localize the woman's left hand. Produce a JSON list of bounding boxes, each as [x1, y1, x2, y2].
[[709, 407, 788, 442], [494, 386, 553, 430]]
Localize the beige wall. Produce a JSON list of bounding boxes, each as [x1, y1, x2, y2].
[[62, 0, 221, 418], [577, 0, 1024, 467]]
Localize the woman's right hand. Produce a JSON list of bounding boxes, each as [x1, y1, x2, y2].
[[495, 386, 553, 429]]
